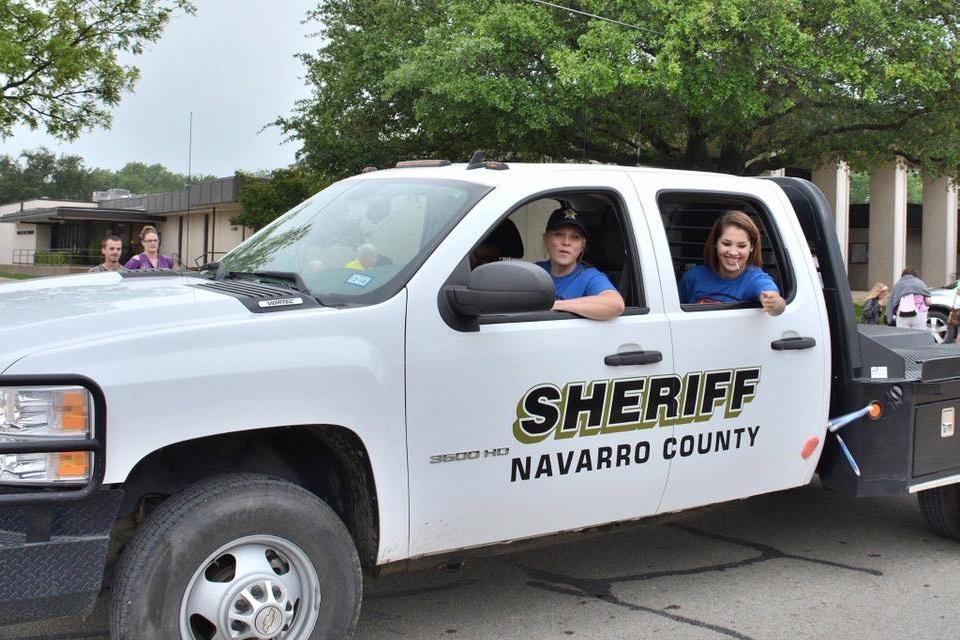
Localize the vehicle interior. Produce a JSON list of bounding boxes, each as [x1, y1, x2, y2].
[[657, 192, 793, 307], [472, 192, 642, 309]]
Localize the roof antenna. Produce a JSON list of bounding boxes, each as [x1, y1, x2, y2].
[[467, 149, 484, 170]]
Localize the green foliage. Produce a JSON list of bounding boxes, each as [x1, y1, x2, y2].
[[112, 162, 214, 194], [34, 249, 77, 265], [0, 148, 99, 201], [850, 170, 924, 204], [233, 167, 330, 231], [0, 0, 194, 139], [283, 1, 960, 178], [0, 148, 213, 202]]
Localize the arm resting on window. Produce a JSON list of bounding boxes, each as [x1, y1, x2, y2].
[[553, 290, 625, 321]]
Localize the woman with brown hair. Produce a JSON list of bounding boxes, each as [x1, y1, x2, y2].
[[125, 225, 175, 270], [679, 210, 786, 315]]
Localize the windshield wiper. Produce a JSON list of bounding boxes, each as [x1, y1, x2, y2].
[[201, 265, 332, 306], [248, 270, 310, 294], [230, 270, 331, 304]]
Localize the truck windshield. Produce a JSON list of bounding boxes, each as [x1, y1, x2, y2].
[[219, 177, 489, 304]]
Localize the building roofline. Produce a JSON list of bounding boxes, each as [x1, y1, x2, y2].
[[0, 206, 162, 224]]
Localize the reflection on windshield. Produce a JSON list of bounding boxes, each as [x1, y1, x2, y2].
[[221, 178, 489, 303]]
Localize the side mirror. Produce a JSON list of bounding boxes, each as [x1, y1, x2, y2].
[[445, 261, 554, 317]]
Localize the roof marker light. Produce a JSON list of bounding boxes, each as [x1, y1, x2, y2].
[[395, 159, 452, 168]]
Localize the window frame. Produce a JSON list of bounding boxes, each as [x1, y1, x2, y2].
[[656, 189, 796, 313], [439, 187, 648, 330]]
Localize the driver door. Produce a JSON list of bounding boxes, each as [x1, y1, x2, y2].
[[404, 171, 676, 557]]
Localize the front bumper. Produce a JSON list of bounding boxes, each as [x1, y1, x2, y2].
[[0, 488, 122, 625]]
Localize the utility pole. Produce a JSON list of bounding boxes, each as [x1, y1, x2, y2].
[[184, 111, 193, 270]]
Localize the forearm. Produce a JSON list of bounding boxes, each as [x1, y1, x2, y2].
[[553, 291, 625, 320]]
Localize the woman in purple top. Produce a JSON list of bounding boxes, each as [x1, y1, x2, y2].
[[125, 225, 176, 270]]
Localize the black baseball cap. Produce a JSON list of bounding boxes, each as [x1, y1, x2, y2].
[[545, 206, 587, 236]]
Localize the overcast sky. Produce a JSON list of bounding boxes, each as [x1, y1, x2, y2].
[[6, 0, 319, 178]]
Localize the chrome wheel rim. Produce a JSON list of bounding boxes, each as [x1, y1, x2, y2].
[[179, 534, 321, 640], [929, 315, 947, 344]]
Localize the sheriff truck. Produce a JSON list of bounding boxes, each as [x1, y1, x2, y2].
[[2, 160, 959, 640]]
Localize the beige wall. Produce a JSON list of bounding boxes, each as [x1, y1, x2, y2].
[[161, 204, 250, 268], [0, 222, 18, 263], [214, 206, 247, 256], [157, 218, 179, 262]]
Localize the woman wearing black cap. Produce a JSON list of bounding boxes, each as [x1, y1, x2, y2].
[[537, 206, 625, 320]]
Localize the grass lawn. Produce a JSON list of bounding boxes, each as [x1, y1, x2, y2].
[[0, 271, 35, 280]]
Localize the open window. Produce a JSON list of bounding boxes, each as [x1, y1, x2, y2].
[[442, 189, 644, 330], [485, 191, 641, 308], [657, 191, 794, 311]]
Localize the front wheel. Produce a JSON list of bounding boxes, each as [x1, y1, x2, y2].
[[917, 483, 960, 540], [927, 309, 953, 344], [111, 474, 362, 640]]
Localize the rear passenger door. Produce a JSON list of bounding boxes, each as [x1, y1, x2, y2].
[[404, 170, 676, 557], [630, 175, 831, 513]]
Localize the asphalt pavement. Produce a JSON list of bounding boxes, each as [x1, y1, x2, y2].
[[2, 480, 958, 639]]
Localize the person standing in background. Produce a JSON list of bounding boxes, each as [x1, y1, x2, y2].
[[89, 236, 126, 272], [888, 267, 932, 329], [125, 225, 175, 270], [859, 282, 888, 325]]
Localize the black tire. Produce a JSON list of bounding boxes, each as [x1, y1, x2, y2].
[[111, 473, 362, 640], [917, 484, 960, 540]]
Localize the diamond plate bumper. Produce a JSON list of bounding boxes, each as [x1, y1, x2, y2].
[[0, 488, 122, 625]]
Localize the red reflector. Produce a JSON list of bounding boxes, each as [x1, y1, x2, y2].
[[800, 436, 820, 460]]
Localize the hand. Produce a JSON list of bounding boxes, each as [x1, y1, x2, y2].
[[760, 290, 785, 316]]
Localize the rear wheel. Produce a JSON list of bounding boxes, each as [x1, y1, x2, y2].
[[917, 484, 960, 540], [111, 473, 362, 640]]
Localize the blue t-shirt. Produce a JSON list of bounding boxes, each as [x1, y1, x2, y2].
[[536, 261, 616, 300], [679, 265, 778, 304]]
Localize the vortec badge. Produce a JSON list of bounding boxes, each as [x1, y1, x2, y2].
[[258, 298, 304, 308]]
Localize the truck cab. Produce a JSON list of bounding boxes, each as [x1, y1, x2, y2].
[[0, 162, 956, 640]]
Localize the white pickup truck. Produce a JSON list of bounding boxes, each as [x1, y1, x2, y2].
[[2, 161, 960, 640]]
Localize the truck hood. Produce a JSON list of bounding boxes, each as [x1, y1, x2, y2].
[[0, 272, 251, 372]]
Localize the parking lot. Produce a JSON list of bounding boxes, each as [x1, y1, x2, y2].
[[3, 480, 959, 640]]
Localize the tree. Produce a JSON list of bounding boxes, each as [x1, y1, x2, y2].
[[0, 147, 213, 202], [0, 0, 194, 140], [0, 148, 102, 201], [232, 167, 330, 231], [111, 161, 215, 194], [282, 1, 960, 178]]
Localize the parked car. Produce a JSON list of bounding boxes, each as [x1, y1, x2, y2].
[[927, 282, 960, 343]]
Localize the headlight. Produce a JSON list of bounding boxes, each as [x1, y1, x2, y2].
[[0, 386, 93, 485]]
